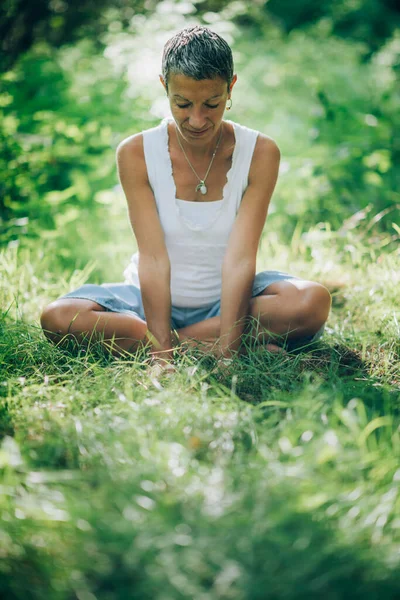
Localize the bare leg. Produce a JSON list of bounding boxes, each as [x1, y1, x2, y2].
[[177, 280, 331, 352], [176, 316, 284, 353], [249, 279, 331, 342], [40, 280, 331, 358], [40, 299, 148, 356]]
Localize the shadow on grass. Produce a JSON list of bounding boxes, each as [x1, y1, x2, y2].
[[208, 336, 399, 413]]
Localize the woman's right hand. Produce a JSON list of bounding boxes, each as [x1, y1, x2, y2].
[[148, 354, 176, 379]]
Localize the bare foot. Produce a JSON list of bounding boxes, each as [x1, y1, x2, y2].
[[265, 343, 286, 354]]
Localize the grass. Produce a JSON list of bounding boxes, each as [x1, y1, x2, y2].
[[1, 222, 400, 600]]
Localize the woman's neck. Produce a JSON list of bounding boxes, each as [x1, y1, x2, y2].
[[174, 122, 224, 160]]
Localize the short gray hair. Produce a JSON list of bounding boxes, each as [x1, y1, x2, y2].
[[161, 26, 234, 91]]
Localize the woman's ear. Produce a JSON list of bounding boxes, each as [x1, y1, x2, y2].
[[159, 75, 167, 94], [229, 74, 238, 94]]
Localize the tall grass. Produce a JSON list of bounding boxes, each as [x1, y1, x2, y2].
[[1, 222, 399, 599]]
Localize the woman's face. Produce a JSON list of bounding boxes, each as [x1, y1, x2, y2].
[[161, 73, 237, 145]]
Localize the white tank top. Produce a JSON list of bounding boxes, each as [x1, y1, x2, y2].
[[124, 117, 259, 307]]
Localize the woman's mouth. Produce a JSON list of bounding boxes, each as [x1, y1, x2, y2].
[[186, 128, 209, 137]]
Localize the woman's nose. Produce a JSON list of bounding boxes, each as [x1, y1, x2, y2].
[[188, 108, 207, 130]]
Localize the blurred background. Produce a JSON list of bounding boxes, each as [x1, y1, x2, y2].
[[1, 6, 400, 597], [1, 0, 399, 282]]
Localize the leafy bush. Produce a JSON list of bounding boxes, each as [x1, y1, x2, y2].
[[229, 23, 400, 238], [0, 40, 154, 255], [1, 0, 399, 267]]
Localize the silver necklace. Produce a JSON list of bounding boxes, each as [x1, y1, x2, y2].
[[176, 126, 223, 195]]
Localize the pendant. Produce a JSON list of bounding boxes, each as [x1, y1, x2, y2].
[[196, 182, 207, 195]]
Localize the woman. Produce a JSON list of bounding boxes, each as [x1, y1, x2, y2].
[[40, 26, 331, 364]]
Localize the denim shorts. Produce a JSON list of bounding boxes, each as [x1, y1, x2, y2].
[[61, 270, 324, 349]]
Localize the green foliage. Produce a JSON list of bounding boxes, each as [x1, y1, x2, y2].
[[1, 6, 400, 595], [0, 230, 400, 598], [228, 24, 400, 237], [264, 0, 400, 52], [2, 4, 399, 262], [199, 0, 400, 54], [0, 0, 153, 72], [0, 40, 154, 260]]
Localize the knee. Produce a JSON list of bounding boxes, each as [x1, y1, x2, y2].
[[40, 302, 62, 338], [297, 284, 331, 333], [40, 300, 73, 339]]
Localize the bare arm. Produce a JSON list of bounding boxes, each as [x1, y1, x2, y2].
[[219, 135, 280, 357], [116, 134, 172, 359]]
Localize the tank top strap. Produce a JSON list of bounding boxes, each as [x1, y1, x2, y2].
[[142, 119, 173, 208], [227, 121, 259, 209]]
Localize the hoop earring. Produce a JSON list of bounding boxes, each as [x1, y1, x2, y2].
[[226, 98, 232, 111]]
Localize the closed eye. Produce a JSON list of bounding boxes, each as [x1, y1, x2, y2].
[[176, 103, 220, 109]]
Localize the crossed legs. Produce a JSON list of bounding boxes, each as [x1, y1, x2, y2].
[[40, 280, 331, 356], [177, 279, 331, 351]]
